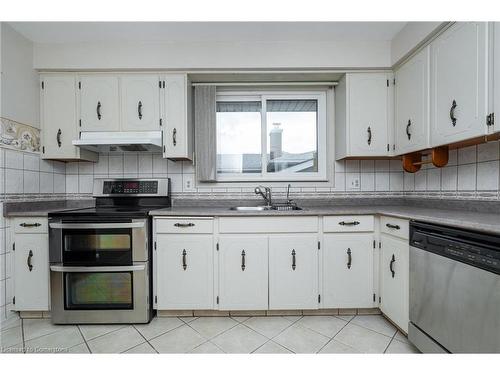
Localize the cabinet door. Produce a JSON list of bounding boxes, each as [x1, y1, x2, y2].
[[14, 234, 49, 310], [430, 22, 488, 146], [121, 74, 161, 131], [380, 234, 409, 333], [163, 74, 193, 160], [395, 46, 430, 155], [218, 236, 268, 310], [40, 74, 79, 159], [79, 75, 120, 131], [269, 235, 318, 309], [156, 234, 213, 309], [348, 73, 390, 156], [493, 22, 500, 134], [323, 233, 374, 308]]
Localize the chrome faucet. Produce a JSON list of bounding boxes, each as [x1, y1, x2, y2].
[[254, 185, 272, 207]]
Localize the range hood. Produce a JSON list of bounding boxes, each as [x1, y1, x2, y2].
[[73, 131, 163, 153]]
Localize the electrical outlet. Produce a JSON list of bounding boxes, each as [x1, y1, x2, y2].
[[183, 175, 195, 191], [346, 174, 361, 190]]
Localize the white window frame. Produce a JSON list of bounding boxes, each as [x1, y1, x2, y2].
[[216, 90, 328, 182]]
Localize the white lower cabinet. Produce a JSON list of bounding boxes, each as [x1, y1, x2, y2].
[[323, 233, 375, 308], [155, 234, 214, 309], [13, 232, 49, 311], [218, 236, 268, 310], [269, 235, 319, 310], [380, 233, 409, 333]]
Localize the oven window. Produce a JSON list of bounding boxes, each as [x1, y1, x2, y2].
[[64, 233, 131, 252], [65, 272, 133, 310]]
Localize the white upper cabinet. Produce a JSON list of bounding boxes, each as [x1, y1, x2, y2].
[[162, 74, 193, 160], [218, 236, 269, 310], [40, 74, 97, 161], [492, 22, 500, 134], [269, 234, 319, 310], [335, 73, 393, 159], [79, 75, 120, 132], [395, 46, 430, 155], [430, 22, 488, 147], [121, 74, 161, 131]]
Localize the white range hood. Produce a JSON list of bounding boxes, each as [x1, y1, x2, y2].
[[73, 131, 163, 153]]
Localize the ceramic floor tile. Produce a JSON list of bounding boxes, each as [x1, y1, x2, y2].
[[335, 323, 392, 353], [230, 316, 251, 323], [273, 324, 330, 353], [87, 326, 145, 353], [23, 319, 64, 341], [134, 317, 184, 340], [297, 316, 347, 338], [78, 324, 128, 341], [385, 339, 420, 354], [66, 343, 90, 354], [350, 315, 397, 337], [179, 316, 198, 323], [0, 325, 23, 347], [337, 315, 355, 322], [211, 324, 268, 353], [319, 339, 360, 353], [253, 340, 293, 354], [149, 324, 205, 353], [243, 316, 293, 339], [394, 331, 410, 344], [282, 315, 303, 323], [189, 341, 225, 353], [0, 316, 21, 331], [25, 326, 84, 353], [188, 317, 238, 339], [123, 342, 157, 354]]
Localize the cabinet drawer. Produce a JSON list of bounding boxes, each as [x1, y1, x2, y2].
[[155, 218, 214, 234], [380, 216, 409, 240], [323, 216, 374, 232], [219, 216, 318, 233], [14, 218, 48, 234]]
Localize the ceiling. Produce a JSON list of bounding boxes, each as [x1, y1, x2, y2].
[[8, 22, 406, 44]]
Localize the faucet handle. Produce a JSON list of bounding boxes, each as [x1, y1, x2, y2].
[[286, 184, 292, 202]]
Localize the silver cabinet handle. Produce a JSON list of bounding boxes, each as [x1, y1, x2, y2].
[[20, 222, 41, 228], [27, 250, 33, 272], [49, 222, 144, 229], [347, 248, 352, 269], [182, 249, 187, 271], [97, 101, 102, 120], [57, 129, 62, 147], [367, 126, 372, 145], [174, 223, 195, 228], [50, 264, 145, 273], [450, 100, 457, 126], [138, 101, 143, 120], [291, 249, 296, 270], [390, 254, 396, 278], [172, 128, 177, 146], [406, 119, 411, 140], [241, 250, 246, 271]]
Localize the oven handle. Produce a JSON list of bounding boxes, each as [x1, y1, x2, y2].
[[49, 222, 145, 229], [50, 264, 146, 273]]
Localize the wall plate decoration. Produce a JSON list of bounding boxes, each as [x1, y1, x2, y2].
[[0, 117, 40, 153]]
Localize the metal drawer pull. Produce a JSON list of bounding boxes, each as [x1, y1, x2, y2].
[[97, 101, 102, 120], [50, 264, 146, 273], [386, 223, 401, 230], [367, 126, 372, 145], [27, 250, 33, 272], [182, 249, 187, 270], [174, 223, 195, 228], [241, 250, 246, 271], [20, 222, 42, 228], [57, 129, 62, 147], [339, 221, 360, 226], [390, 254, 396, 278], [406, 119, 411, 140], [138, 101, 143, 120], [172, 128, 177, 146], [450, 100, 457, 126], [291, 249, 296, 270], [50, 222, 144, 229], [347, 248, 352, 269]]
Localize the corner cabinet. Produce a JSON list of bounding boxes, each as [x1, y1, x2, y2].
[[394, 46, 430, 155], [335, 72, 394, 159], [430, 22, 489, 147], [162, 74, 194, 160], [40, 74, 97, 161]]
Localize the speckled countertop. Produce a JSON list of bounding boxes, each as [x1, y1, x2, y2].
[[3, 199, 95, 217]]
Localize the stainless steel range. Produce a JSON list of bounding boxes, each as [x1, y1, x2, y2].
[[48, 178, 170, 324]]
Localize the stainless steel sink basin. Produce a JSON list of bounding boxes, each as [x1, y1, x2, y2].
[[229, 206, 271, 212]]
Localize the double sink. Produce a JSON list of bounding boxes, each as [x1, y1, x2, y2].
[[230, 204, 302, 212]]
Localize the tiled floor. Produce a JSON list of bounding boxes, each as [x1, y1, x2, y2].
[[0, 314, 419, 354]]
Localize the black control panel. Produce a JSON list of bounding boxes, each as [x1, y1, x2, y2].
[[103, 180, 158, 195]]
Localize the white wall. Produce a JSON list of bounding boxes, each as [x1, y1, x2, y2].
[[391, 22, 446, 66], [33, 40, 392, 70], [1, 23, 39, 128]]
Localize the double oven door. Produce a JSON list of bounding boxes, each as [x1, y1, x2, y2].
[[49, 218, 151, 324]]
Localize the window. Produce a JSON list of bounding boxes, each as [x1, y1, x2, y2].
[[216, 91, 327, 181]]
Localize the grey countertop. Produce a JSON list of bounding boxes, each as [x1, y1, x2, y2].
[[3, 199, 95, 217]]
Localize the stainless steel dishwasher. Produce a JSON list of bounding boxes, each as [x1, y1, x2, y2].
[[409, 221, 500, 353]]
